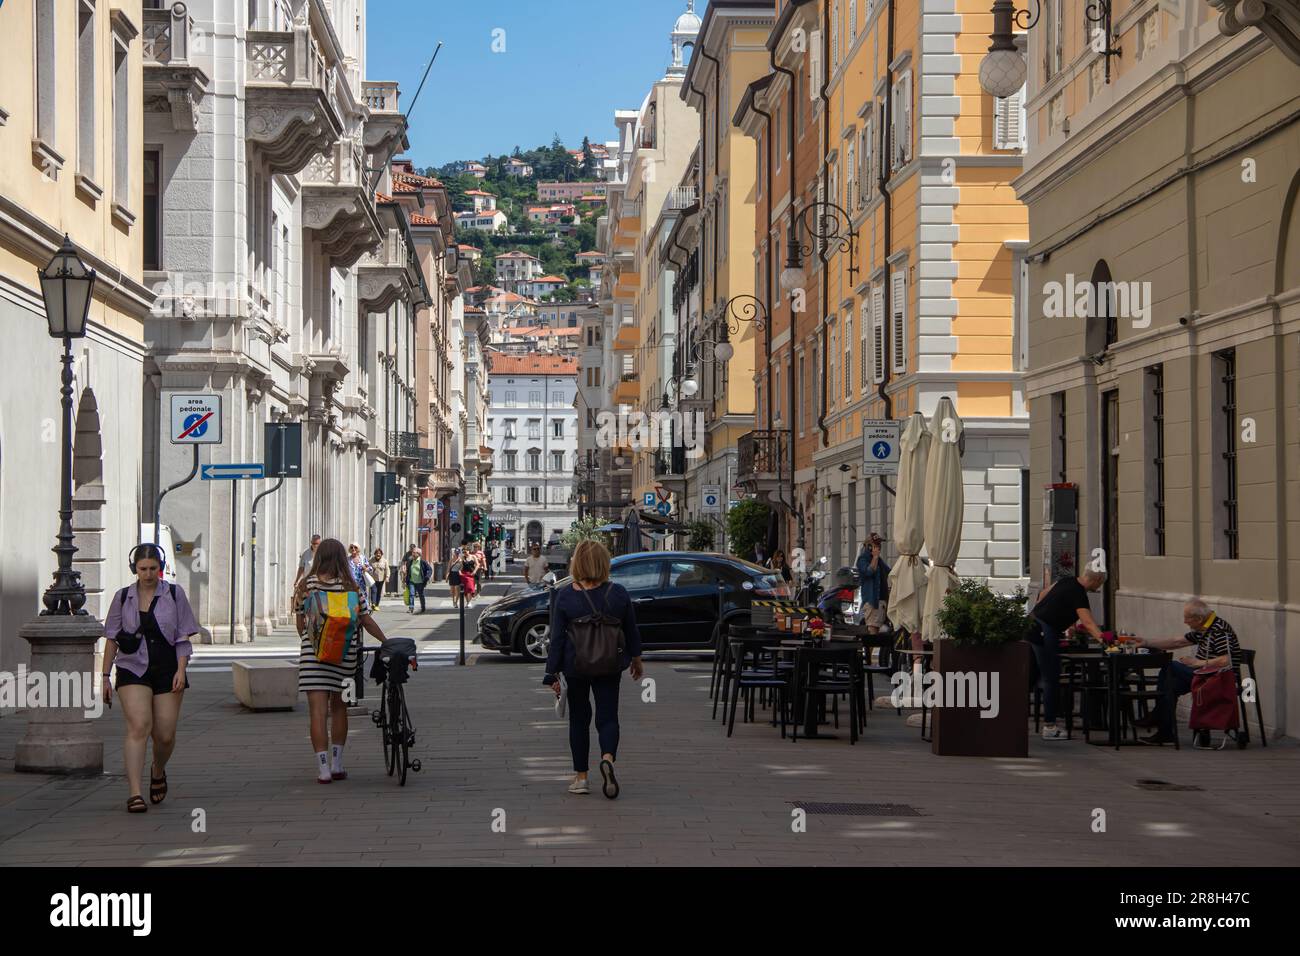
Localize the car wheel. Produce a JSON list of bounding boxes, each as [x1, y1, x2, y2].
[[517, 618, 551, 662]]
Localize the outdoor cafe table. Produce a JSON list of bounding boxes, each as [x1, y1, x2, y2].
[[1061, 646, 1171, 748]]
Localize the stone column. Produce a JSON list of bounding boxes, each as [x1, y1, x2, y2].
[[16, 615, 106, 775]]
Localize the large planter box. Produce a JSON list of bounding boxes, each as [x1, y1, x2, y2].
[[931, 641, 1030, 758]]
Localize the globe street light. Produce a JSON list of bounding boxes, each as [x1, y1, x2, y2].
[[979, 0, 1119, 98]]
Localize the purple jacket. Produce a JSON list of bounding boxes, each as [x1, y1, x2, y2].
[[103, 582, 200, 677]]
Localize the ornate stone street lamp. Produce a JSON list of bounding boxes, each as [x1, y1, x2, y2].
[[18, 235, 105, 774]]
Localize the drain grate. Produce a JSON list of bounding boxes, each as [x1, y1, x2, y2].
[[790, 801, 924, 817], [1134, 779, 1203, 792]]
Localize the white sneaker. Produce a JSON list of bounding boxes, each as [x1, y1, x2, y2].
[[568, 777, 589, 795], [1041, 725, 1067, 740]]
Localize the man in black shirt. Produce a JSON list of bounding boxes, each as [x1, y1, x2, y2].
[[1029, 569, 1106, 740]]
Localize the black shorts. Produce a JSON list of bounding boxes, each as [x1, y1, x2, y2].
[[115, 637, 189, 695]]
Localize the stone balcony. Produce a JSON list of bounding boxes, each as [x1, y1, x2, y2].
[[142, 2, 209, 131], [361, 80, 408, 157], [429, 466, 462, 498], [245, 23, 344, 175], [736, 429, 791, 500], [357, 226, 415, 312], [301, 140, 383, 269]]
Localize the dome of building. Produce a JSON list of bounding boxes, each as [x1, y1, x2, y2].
[[674, 1, 701, 35]]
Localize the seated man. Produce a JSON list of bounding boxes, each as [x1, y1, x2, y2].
[[1137, 599, 1242, 747]]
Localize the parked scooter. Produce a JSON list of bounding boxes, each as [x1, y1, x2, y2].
[[817, 565, 862, 625], [796, 556, 830, 607]]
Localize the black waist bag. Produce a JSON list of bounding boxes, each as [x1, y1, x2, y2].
[[570, 587, 625, 677]]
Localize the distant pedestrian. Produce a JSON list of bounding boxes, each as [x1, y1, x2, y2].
[[369, 549, 388, 607], [544, 540, 643, 799], [295, 538, 389, 783], [401, 545, 432, 613], [293, 534, 321, 592], [460, 545, 479, 605], [447, 546, 463, 605], [855, 536, 891, 633], [472, 542, 487, 590], [485, 540, 498, 580], [103, 543, 199, 813], [768, 549, 793, 583], [524, 544, 549, 586], [347, 543, 371, 592]]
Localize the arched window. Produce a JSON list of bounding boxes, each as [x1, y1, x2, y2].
[[1084, 259, 1117, 355]]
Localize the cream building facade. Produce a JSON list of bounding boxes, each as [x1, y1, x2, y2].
[[1017, 2, 1300, 736]]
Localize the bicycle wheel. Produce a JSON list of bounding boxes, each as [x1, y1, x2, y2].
[[374, 684, 391, 772], [395, 686, 410, 786], [386, 684, 401, 777]]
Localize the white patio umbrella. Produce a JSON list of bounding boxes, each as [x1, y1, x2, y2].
[[886, 412, 931, 636], [920, 396, 964, 641]]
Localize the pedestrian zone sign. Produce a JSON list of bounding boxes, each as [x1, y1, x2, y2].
[[701, 485, 722, 514], [861, 419, 901, 475], [170, 394, 222, 445]]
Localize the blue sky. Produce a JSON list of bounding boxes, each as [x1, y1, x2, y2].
[[366, 0, 706, 168]]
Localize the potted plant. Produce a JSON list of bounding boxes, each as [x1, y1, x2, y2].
[[930, 579, 1032, 758]]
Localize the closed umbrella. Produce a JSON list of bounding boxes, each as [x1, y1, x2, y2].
[[622, 510, 645, 555], [886, 412, 931, 636], [920, 397, 964, 640]]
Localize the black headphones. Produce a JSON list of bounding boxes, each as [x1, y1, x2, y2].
[[129, 543, 167, 574]]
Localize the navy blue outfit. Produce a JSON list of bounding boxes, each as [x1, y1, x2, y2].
[[543, 582, 643, 773]]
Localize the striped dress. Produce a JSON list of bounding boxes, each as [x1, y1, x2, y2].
[[298, 575, 369, 693]]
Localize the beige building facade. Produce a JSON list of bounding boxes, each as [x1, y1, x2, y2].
[[1018, 3, 1300, 737]]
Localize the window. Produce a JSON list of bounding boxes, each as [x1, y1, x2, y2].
[[994, 85, 1026, 152], [1045, 0, 1064, 80], [551, 391, 563, 404], [1212, 349, 1238, 560], [844, 314, 853, 397], [870, 284, 885, 383], [849, 0, 858, 43], [828, 318, 838, 407], [1050, 391, 1067, 483], [890, 268, 907, 374], [773, 231, 782, 306], [552, 419, 563, 438], [1011, 249, 1029, 370], [774, 362, 782, 425], [797, 352, 806, 435], [552, 451, 564, 471], [1144, 364, 1166, 556], [504, 390, 517, 405], [112, 31, 130, 213], [845, 136, 856, 210], [529, 390, 542, 406], [504, 419, 517, 439], [527, 419, 541, 440], [859, 299, 870, 387], [504, 450, 517, 471], [1020, 469, 1031, 576], [144, 150, 161, 270], [667, 560, 724, 588], [35, 0, 57, 152], [890, 71, 912, 169], [77, 0, 95, 182], [831, 1, 840, 71], [505, 486, 517, 503], [610, 560, 664, 592], [529, 486, 541, 504], [528, 451, 541, 471]]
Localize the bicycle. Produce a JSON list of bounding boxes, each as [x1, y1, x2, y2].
[[369, 637, 422, 785]]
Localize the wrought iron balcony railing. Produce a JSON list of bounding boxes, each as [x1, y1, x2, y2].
[[389, 431, 419, 460], [737, 429, 790, 482]]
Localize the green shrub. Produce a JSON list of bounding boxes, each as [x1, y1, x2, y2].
[[725, 499, 770, 562], [936, 578, 1029, 646], [686, 520, 715, 551]]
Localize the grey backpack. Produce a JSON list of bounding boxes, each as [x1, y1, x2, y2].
[[569, 585, 625, 677]]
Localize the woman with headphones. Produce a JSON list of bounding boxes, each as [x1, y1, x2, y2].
[[102, 543, 200, 813]]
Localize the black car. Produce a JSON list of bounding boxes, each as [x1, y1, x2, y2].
[[477, 551, 793, 661]]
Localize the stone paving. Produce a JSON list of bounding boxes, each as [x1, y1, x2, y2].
[[2, 572, 1299, 867]]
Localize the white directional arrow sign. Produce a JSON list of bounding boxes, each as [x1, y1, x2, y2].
[[201, 463, 265, 481]]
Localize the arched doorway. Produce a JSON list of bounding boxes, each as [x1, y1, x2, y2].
[[72, 388, 107, 618], [526, 520, 543, 546]]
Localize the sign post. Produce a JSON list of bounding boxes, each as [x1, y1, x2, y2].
[[861, 419, 902, 476], [202, 461, 264, 642], [250, 424, 300, 644], [701, 485, 722, 514]]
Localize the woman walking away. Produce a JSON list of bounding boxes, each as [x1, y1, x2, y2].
[[544, 540, 643, 799], [103, 544, 199, 813], [369, 549, 388, 607], [295, 538, 389, 782], [447, 546, 463, 606]]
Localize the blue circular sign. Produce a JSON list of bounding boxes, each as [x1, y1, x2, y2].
[[872, 441, 891, 460], [657, 501, 671, 515], [183, 413, 209, 439]]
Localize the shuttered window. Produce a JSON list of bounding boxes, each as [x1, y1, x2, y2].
[[809, 30, 823, 99], [846, 137, 856, 210], [994, 84, 1026, 151], [890, 269, 907, 374], [870, 285, 885, 383], [891, 72, 912, 169], [844, 314, 853, 398], [858, 120, 871, 206], [859, 299, 871, 387]]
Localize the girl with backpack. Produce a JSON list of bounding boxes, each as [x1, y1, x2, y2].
[[543, 540, 643, 799], [102, 543, 200, 813], [295, 538, 390, 783]]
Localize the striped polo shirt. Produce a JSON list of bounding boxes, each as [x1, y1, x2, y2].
[[1184, 612, 1243, 676]]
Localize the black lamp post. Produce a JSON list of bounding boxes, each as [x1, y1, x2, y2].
[[979, 0, 1120, 98], [38, 235, 97, 616], [778, 200, 859, 293]]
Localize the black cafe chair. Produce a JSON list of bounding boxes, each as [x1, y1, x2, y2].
[[791, 646, 864, 744], [1231, 648, 1267, 748], [725, 639, 790, 738]]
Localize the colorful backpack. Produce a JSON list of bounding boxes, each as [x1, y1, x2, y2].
[[302, 587, 360, 665]]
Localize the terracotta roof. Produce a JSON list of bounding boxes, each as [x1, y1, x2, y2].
[[391, 178, 420, 193], [533, 275, 566, 283], [409, 212, 438, 226], [465, 189, 494, 197], [488, 354, 578, 375], [529, 326, 581, 336], [576, 251, 604, 258], [375, 192, 394, 203]]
